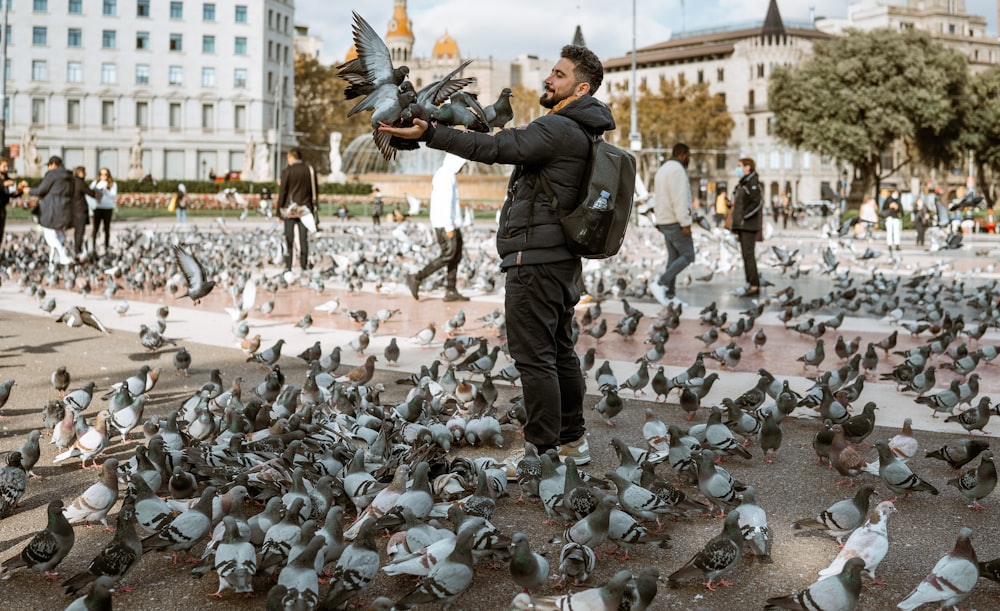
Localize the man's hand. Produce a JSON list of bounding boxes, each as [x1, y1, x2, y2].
[[378, 119, 428, 140], [681, 225, 692, 236]]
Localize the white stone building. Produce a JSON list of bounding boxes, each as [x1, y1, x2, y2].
[[4, 0, 296, 180], [601, 0, 840, 207]]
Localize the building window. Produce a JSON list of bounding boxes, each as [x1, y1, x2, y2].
[[767, 116, 774, 136], [103, 0, 116, 16], [267, 71, 273, 91], [170, 1, 182, 19], [31, 98, 45, 124], [33, 26, 47, 46], [168, 65, 182, 85], [756, 63, 765, 78], [201, 67, 215, 87], [66, 61, 82, 82], [268, 41, 273, 60], [697, 69, 704, 84], [102, 30, 116, 49], [235, 5, 247, 23], [716, 153, 727, 171], [717, 67, 724, 82], [67, 28, 81, 47], [136, 101, 148, 127], [748, 90, 755, 108], [202, 35, 215, 53], [234, 104, 245, 130], [169, 102, 181, 128], [67, 99, 81, 127], [68, 0, 81, 13], [101, 100, 115, 127], [268, 9, 273, 28], [169, 33, 182, 51], [135, 64, 149, 84], [136, 0, 150, 17], [201, 103, 214, 129], [748, 118, 756, 138], [33, 0, 48, 11], [234, 36, 247, 55], [234, 68, 247, 88], [203, 3, 215, 20], [136, 31, 149, 50], [32, 60, 48, 81], [101, 63, 117, 84]]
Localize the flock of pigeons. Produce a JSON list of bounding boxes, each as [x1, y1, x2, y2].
[[338, 12, 514, 161], [0, 187, 1000, 610]]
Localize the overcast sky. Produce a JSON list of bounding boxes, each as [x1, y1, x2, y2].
[[298, 0, 998, 66]]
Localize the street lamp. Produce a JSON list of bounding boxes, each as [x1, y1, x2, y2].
[[0, 0, 10, 157], [629, 0, 641, 152]]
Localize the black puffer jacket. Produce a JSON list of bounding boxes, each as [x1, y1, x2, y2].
[[30, 166, 74, 230], [426, 95, 616, 268], [730, 171, 762, 233]]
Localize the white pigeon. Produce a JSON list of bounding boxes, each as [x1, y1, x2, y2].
[[897, 527, 979, 610], [819, 500, 896, 583], [63, 458, 120, 528]]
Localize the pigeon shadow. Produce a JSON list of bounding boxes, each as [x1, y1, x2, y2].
[[4, 336, 95, 355], [127, 351, 170, 363]]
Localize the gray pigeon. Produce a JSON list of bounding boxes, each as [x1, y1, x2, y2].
[[56, 306, 109, 333], [947, 449, 996, 509], [926, 438, 990, 470], [62, 496, 143, 595], [322, 517, 380, 609], [764, 556, 864, 611], [508, 532, 549, 593], [897, 527, 979, 610], [735, 487, 772, 563], [667, 510, 744, 590], [172, 244, 216, 304], [211, 515, 256, 596], [483, 87, 514, 129], [142, 485, 216, 558], [276, 534, 324, 610], [0, 451, 27, 518], [535, 568, 631, 611], [792, 483, 876, 544], [64, 458, 120, 528], [394, 522, 476, 609], [64, 576, 116, 611], [1, 499, 75, 577], [875, 439, 938, 500], [557, 541, 596, 588]]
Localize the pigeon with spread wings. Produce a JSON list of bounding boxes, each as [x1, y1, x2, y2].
[[172, 244, 216, 305]]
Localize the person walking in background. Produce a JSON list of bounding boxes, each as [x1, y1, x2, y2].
[[406, 153, 469, 302], [89, 168, 116, 256], [70, 166, 95, 259], [0, 159, 20, 243], [174, 183, 188, 225], [276, 148, 318, 273], [713, 190, 728, 228], [780, 193, 792, 229], [883, 189, 902, 258], [650, 143, 693, 307], [25, 156, 74, 266], [730, 157, 763, 297], [371, 187, 384, 227], [380, 44, 611, 465], [913, 198, 931, 246]]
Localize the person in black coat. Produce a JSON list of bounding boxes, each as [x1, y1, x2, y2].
[[27, 156, 74, 265], [70, 166, 96, 258], [276, 148, 318, 272], [0, 158, 21, 243], [730, 157, 763, 296]]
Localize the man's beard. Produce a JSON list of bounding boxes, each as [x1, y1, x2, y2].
[[539, 88, 566, 109]]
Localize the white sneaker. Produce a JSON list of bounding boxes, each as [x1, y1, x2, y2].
[[668, 296, 688, 308], [649, 282, 671, 307]]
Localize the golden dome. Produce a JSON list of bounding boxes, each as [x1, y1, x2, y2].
[[386, 1, 413, 38], [344, 44, 358, 62], [432, 31, 460, 60]]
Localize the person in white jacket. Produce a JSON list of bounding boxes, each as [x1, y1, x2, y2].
[[406, 153, 469, 302], [650, 143, 693, 306], [89, 167, 117, 255]]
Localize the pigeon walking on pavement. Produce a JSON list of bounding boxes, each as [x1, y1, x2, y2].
[[819, 500, 896, 583], [0, 499, 75, 577], [667, 510, 744, 590], [765, 557, 864, 611], [897, 527, 979, 610]]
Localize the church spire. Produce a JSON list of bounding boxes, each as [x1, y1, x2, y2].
[[572, 24, 586, 48], [386, 0, 414, 63], [761, 0, 786, 39]]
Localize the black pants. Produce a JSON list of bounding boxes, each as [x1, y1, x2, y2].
[[92, 208, 113, 251], [416, 228, 463, 290], [915, 225, 926, 245], [737, 229, 760, 287], [72, 214, 88, 255], [504, 259, 585, 453], [283, 217, 310, 270], [0, 206, 6, 243]]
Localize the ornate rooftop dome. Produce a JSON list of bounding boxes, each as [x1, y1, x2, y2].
[[432, 31, 460, 60]]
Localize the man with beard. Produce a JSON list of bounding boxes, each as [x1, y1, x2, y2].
[[381, 45, 613, 465]]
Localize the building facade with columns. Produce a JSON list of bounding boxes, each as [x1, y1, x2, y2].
[[601, 0, 840, 208], [5, 0, 296, 181]]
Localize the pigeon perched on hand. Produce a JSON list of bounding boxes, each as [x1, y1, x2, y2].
[[483, 87, 514, 129]]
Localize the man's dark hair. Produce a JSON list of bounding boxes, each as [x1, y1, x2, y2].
[[561, 45, 604, 94], [287, 148, 303, 161], [672, 143, 690, 158], [47, 155, 63, 167]]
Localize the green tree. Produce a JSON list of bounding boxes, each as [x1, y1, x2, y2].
[[608, 77, 733, 178], [769, 28, 968, 206], [293, 54, 368, 175], [961, 66, 1000, 204]]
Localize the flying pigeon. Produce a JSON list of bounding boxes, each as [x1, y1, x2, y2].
[[56, 306, 109, 333], [172, 244, 216, 305]]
